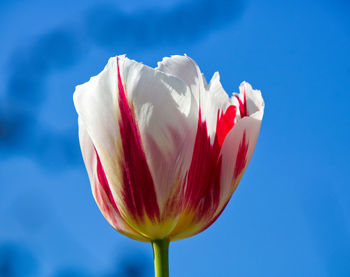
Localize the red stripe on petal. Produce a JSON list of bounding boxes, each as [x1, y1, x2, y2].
[[235, 89, 247, 118], [234, 131, 249, 179], [95, 148, 119, 211], [216, 105, 237, 146], [192, 197, 229, 236], [192, 130, 250, 236], [116, 57, 160, 222], [183, 109, 222, 221], [94, 147, 121, 228], [93, 177, 120, 229]]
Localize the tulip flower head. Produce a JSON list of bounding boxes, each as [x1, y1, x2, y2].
[[74, 54, 264, 276]]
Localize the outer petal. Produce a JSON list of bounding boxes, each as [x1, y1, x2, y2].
[[168, 112, 223, 240], [170, 82, 264, 240], [212, 115, 262, 227], [78, 119, 149, 242], [74, 55, 199, 239], [200, 82, 264, 237], [74, 57, 125, 214], [74, 56, 161, 238], [117, 57, 202, 238]]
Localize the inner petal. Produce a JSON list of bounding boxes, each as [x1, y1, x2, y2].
[[216, 105, 237, 146], [235, 89, 247, 118]]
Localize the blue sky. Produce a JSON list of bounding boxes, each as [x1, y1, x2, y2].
[[0, 0, 349, 276]]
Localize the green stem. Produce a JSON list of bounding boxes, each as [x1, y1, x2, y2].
[[152, 238, 170, 277]]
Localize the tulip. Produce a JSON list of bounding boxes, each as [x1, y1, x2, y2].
[[73, 54, 264, 277]]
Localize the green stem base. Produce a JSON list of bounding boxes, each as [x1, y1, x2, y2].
[[152, 238, 170, 277]]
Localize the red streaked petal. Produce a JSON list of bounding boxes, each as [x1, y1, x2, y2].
[[78, 122, 149, 241], [95, 147, 120, 216], [239, 81, 264, 119], [116, 57, 160, 222], [92, 170, 120, 230], [191, 130, 249, 236], [180, 108, 222, 221], [234, 131, 249, 179], [235, 88, 247, 118], [216, 105, 237, 146], [92, 164, 150, 242]]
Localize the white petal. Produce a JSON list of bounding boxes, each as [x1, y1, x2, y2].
[[74, 55, 200, 235], [238, 81, 264, 120], [78, 119, 149, 242], [177, 83, 264, 239], [217, 103, 264, 217], [202, 71, 231, 139], [73, 57, 123, 198], [118, 56, 198, 214]]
